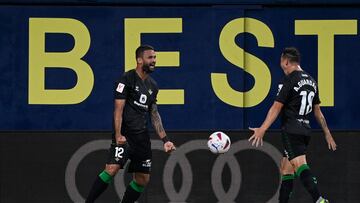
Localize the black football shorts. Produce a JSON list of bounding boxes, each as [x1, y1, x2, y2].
[[108, 132, 152, 174], [281, 131, 311, 161]]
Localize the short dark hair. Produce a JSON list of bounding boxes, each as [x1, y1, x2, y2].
[[281, 47, 300, 63], [136, 45, 154, 59]]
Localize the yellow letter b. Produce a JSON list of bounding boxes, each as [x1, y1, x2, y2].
[[29, 18, 93, 104]]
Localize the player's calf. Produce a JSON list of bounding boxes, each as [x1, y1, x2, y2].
[[121, 179, 146, 203], [296, 164, 322, 202], [279, 173, 295, 203], [85, 143, 129, 203], [121, 173, 150, 203], [134, 172, 150, 186]]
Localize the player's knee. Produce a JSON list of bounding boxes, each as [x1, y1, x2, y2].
[[105, 164, 121, 176], [280, 158, 294, 175], [280, 165, 294, 175], [280, 167, 294, 175], [290, 155, 307, 170], [134, 173, 150, 186]]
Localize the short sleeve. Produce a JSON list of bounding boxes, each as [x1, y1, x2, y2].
[[275, 77, 292, 104], [153, 88, 159, 104], [114, 74, 129, 100], [150, 78, 159, 104], [313, 86, 321, 105]]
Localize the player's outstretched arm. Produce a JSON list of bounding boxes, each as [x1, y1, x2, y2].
[[150, 103, 176, 153], [249, 101, 283, 147], [313, 104, 337, 151], [114, 99, 127, 144]]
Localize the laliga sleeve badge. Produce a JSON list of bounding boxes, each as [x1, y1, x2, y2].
[[116, 83, 125, 93]]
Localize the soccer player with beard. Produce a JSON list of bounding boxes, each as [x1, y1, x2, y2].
[[86, 45, 176, 203]]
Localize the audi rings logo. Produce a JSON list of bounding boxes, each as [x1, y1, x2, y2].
[[65, 139, 282, 203]]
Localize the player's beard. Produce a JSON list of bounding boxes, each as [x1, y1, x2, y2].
[[142, 63, 155, 73]]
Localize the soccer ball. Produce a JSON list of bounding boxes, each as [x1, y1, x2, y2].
[[207, 131, 231, 154]]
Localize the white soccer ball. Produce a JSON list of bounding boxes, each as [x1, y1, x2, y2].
[[207, 131, 231, 154]]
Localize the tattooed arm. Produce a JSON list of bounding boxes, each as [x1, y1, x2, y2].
[[150, 103, 166, 139], [150, 103, 176, 152], [314, 104, 337, 151]]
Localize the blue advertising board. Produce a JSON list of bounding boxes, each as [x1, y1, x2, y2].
[[0, 6, 359, 130]]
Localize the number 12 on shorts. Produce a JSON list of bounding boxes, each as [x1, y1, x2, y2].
[[115, 147, 124, 158]]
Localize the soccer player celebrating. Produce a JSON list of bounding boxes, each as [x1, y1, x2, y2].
[[86, 45, 176, 203], [249, 47, 336, 203]]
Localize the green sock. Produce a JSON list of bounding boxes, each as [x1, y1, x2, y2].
[[282, 174, 295, 181], [279, 174, 295, 203], [129, 180, 144, 192], [296, 164, 310, 177], [99, 170, 113, 184], [86, 171, 112, 202], [296, 164, 321, 202], [121, 180, 144, 203]]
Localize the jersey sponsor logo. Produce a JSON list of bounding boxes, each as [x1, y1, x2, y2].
[[133, 94, 149, 108], [297, 118, 310, 124], [116, 83, 125, 93], [134, 101, 148, 109], [139, 94, 147, 104]]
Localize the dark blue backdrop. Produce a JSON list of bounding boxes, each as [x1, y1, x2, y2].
[[0, 6, 359, 130]]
